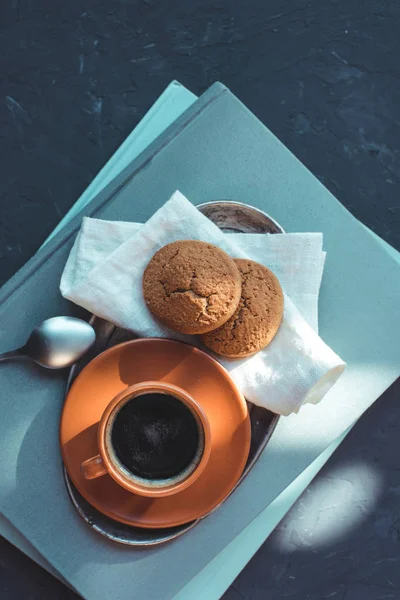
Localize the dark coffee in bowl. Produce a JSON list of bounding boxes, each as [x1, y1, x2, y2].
[[110, 392, 200, 480]]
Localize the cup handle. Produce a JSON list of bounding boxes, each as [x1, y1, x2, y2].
[[81, 455, 107, 480]]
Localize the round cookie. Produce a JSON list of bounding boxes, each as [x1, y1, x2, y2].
[[201, 259, 284, 358], [142, 240, 242, 335]]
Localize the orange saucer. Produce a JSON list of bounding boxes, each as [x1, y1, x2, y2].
[[60, 339, 251, 529]]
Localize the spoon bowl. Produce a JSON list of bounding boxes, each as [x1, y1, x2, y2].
[[0, 316, 96, 369]]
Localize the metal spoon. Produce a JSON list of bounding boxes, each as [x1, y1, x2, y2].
[[0, 316, 96, 369]]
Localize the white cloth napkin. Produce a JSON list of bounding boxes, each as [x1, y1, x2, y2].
[[61, 191, 345, 415]]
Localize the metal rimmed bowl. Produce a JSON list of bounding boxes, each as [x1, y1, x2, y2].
[[63, 200, 284, 546]]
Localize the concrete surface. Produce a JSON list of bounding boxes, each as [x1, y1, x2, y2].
[[0, 1, 399, 599]]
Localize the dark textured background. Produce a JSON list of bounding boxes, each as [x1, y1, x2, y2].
[[0, 1, 399, 599]]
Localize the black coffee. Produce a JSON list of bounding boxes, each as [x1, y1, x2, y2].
[[111, 393, 200, 480]]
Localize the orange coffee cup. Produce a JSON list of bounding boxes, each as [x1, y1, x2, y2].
[[81, 381, 211, 498]]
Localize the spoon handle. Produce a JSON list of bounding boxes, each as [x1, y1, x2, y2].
[[0, 349, 23, 362]]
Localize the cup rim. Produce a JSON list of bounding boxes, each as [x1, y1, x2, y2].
[[97, 382, 212, 498]]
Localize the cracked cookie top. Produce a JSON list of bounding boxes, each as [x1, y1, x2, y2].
[[201, 259, 284, 357], [142, 240, 242, 334]]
